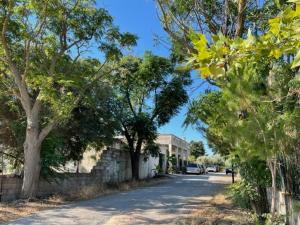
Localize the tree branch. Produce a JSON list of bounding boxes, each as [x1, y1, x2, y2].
[[235, 0, 247, 37], [0, 1, 32, 116], [38, 119, 57, 143], [0, 150, 24, 164]]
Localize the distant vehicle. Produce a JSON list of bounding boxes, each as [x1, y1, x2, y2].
[[206, 165, 217, 173], [199, 164, 206, 174], [186, 163, 202, 174], [225, 168, 233, 175]]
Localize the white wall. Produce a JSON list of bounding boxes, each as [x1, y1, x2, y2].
[[139, 155, 159, 179]]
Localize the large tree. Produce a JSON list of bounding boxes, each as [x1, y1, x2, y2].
[[187, 1, 300, 219], [156, 0, 279, 61], [189, 140, 205, 158], [0, 79, 119, 177], [108, 52, 190, 180], [0, 0, 136, 198]]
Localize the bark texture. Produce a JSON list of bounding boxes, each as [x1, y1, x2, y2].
[[21, 127, 42, 198], [131, 152, 140, 180], [268, 159, 277, 217]]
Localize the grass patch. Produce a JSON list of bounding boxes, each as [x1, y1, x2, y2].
[[175, 192, 255, 225]]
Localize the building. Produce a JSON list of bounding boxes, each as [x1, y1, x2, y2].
[[156, 134, 190, 172], [63, 134, 190, 175]]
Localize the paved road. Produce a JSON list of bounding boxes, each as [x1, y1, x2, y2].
[[8, 173, 231, 225]]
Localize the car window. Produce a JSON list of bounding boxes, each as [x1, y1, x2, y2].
[[187, 163, 197, 167]]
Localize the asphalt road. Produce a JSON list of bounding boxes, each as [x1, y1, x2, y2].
[[8, 173, 231, 225]]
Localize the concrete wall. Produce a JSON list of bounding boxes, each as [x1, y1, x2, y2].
[[267, 190, 300, 225], [0, 148, 159, 202], [139, 155, 159, 179]]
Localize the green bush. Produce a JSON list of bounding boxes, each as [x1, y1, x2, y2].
[[260, 213, 285, 225], [227, 181, 258, 210]]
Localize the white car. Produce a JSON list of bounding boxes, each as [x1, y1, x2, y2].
[[206, 165, 217, 173], [186, 163, 202, 174]]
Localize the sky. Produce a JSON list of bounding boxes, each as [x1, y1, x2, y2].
[[98, 0, 214, 154]]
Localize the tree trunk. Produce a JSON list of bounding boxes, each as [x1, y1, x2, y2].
[[131, 152, 140, 180], [268, 158, 277, 218], [252, 186, 269, 218], [21, 127, 42, 198]]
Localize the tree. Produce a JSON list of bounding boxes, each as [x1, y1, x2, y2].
[[197, 154, 224, 167], [185, 91, 233, 156], [108, 52, 190, 180], [0, 81, 119, 177], [0, 93, 25, 171], [156, 0, 280, 64], [0, 0, 136, 198], [188, 0, 300, 219], [189, 141, 205, 158]]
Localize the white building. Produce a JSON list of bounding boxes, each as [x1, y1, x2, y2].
[[156, 134, 190, 172], [63, 134, 190, 175]]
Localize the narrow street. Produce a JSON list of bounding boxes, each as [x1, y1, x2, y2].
[[8, 173, 231, 225]]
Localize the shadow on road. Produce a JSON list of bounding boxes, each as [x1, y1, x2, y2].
[[8, 173, 231, 225]]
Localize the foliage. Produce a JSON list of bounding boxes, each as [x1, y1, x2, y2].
[[185, 91, 233, 156], [197, 154, 224, 166], [189, 141, 205, 158], [156, 0, 281, 63], [168, 154, 179, 173], [262, 213, 285, 225], [227, 180, 258, 210], [0, 82, 119, 177], [0, 0, 137, 123], [0, 94, 26, 171], [239, 158, 271, 189], [188, 0, 300, 188], [108, 52, 191, 179], [189, 2, 300, 79], [0, 0, 137, 196]]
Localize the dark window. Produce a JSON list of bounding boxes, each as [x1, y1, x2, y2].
[[187, 163, 197, 167]]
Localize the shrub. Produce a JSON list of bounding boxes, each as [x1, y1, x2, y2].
[[227, 181, 258, 210]]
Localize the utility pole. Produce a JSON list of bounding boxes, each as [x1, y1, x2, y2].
[[231, 163, 235, 183]]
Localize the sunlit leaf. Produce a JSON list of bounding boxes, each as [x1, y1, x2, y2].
[[291, 50, 300, 68]]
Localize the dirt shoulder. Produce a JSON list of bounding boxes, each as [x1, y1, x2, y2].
[[0, 176, 168, 224], [175, 191, 254, 225]]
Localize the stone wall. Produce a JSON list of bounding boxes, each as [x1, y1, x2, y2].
[[0, 148, 159, 202], [0, 174, 96, 202], [91, 148, 132, 183]]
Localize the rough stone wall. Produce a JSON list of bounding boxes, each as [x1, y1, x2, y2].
[[0, 174, 97, 202], [91, 148, 132, 183], [0, 148, 159, 202], [0, 176, 22, 201]]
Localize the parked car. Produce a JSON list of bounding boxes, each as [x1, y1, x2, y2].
[[206, 165, 217, 173], [186, 163, 202, 174], [225, 168, 233, 175]]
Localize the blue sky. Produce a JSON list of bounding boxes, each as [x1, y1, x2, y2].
[[98, 0, 213, 154]]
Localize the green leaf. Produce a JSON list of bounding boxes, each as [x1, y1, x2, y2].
[[269, 17, 282, 35], [287, 0, 300, 3], [291, 50, 300, 68]]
